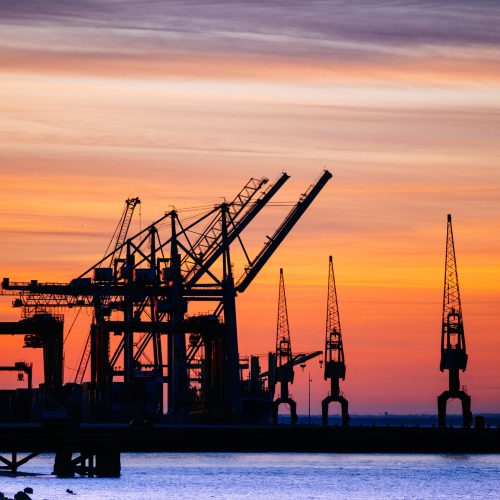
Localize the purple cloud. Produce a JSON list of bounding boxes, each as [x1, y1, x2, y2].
[[0, 0, 499, 59]]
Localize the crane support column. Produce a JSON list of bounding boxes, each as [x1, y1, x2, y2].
[[167, 211, 189, 417], [437, 214, 472, 428], [221, 204, 241, 416], [92, 300, 111, 420]]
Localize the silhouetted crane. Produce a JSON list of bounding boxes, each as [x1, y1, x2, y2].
[[438, 214, 472, 428], [321, 256, 349, 426], [2, 171, 332, 422], [272, 268, 297, 425]]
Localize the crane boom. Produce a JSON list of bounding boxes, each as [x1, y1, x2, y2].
[[182, 177, 268, 280], [186, 172, 290, 285], [236, 170, 332, 293], [107, 197, 141, 266]]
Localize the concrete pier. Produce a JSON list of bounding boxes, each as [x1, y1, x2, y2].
[[0, 424, 499, 459]]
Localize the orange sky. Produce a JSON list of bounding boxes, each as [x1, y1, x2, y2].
[[0, 1, 499, 414]]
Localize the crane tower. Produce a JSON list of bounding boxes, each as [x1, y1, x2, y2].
[[272, 268, 297, 425], [321, 256, 349, 426], [437, 214, 472, 428]]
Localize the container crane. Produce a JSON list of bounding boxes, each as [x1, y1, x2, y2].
[[1, 170, 332, 423], [437, 214, 472, 428], [321, 256, 349, 426]]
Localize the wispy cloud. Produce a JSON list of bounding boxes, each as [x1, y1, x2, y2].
[[2, 0, 499, 47], [1, 1, 499, 82]]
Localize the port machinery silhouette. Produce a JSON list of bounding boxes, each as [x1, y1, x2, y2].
[[272, 268, 297, 425], [321, 256, 349, 427], [438, 214, 472, 428], [1, 170, 332, 423]]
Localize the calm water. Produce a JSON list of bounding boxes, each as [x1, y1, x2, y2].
[[1, 453, 500, 499]]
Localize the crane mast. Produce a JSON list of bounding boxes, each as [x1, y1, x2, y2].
[[272, 269, 297, 425], [321, 256, 349, 426], [105, 197, 141, 266], [437, 214, 472, 427]]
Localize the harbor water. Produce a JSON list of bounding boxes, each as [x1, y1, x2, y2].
[[1, 453, 500, 499]]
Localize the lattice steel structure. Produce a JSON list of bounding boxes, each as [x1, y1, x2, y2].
[[321, 255, 349, 426], [272, 268, 297, 424], [1, 170, 332, 423], [437, 214, 471, 427]]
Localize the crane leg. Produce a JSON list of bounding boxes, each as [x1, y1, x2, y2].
[[438, 390, 471, 428], [438, 391, 449, 428], [272, 397, 297, 425], [459, 392, 472, 428], [322, 395, 349, 427]]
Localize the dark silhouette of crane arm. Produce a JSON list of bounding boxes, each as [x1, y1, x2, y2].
[[181, 177, 270, 278], [259, 351, 322, 378], [186, 172, 290, 285], [235, 170, 332, 293]]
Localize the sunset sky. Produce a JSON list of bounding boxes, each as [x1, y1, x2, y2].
[[0, 0, 499, 414]]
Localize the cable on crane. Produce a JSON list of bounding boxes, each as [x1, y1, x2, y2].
[[63, 306, 82, 345]]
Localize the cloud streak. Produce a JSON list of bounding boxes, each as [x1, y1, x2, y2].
[[1, 1, 499, 83], [1, 0, 500, 46]]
